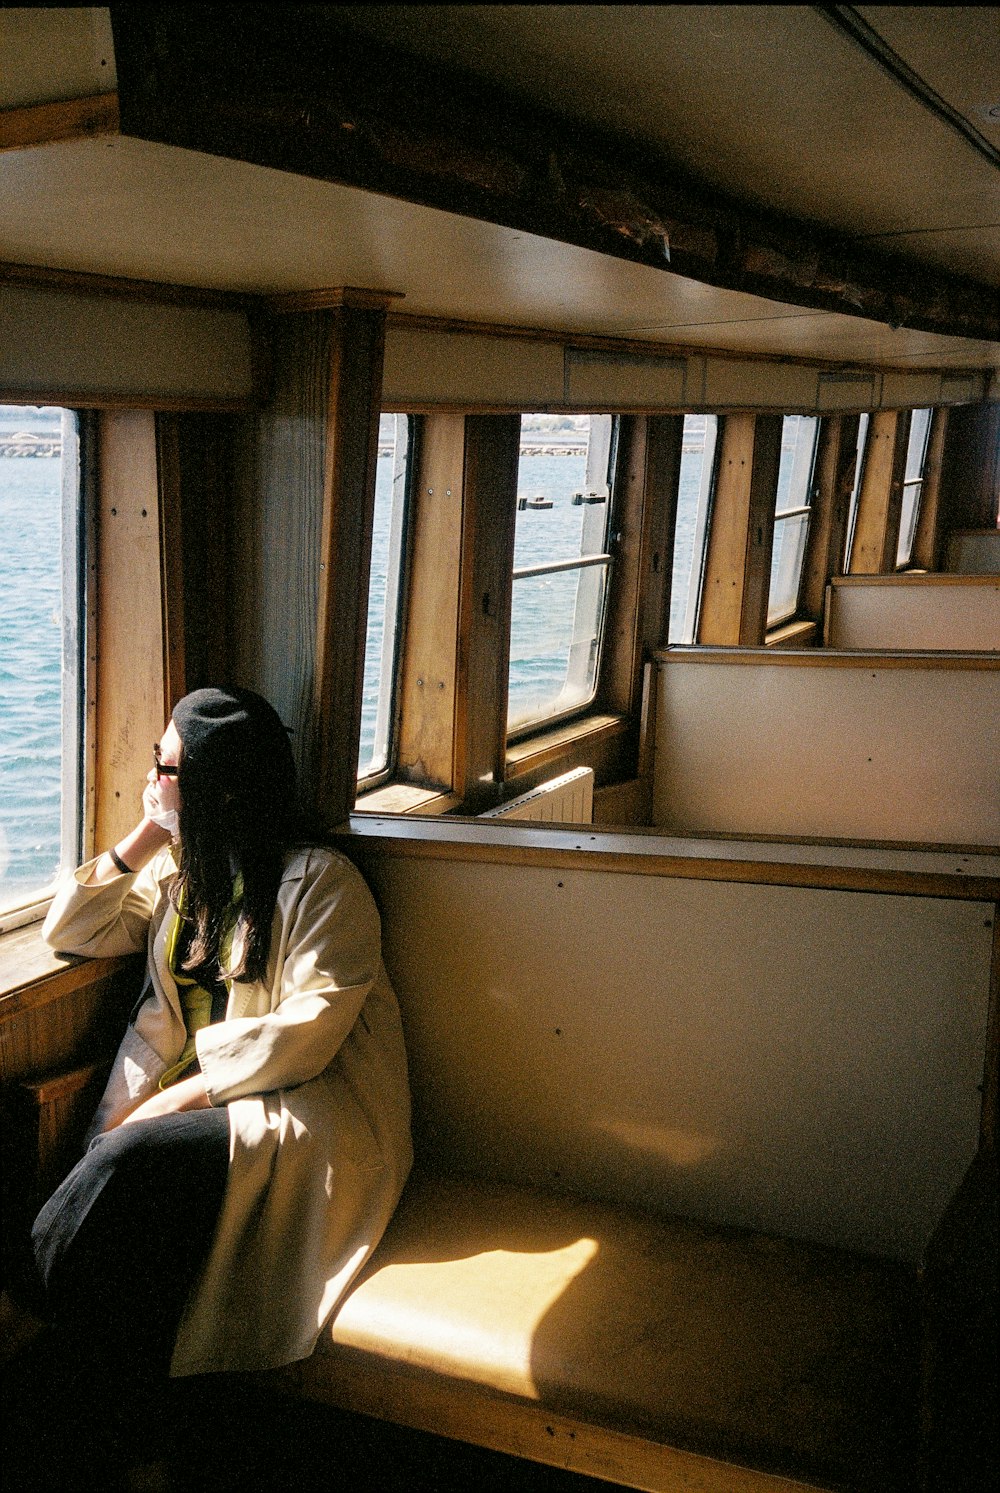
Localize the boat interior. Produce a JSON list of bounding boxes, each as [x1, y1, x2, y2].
[[1, 7, 998, 1491]]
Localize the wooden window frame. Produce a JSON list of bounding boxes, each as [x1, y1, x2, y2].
[[698, 413, 783, 647], [357, 411, 680, 816], [505, 417, 617, 746], [0, 407, 95, 935], [383, 411, 466, 798], [1, 405, 174, 963], [356, 413, 419, 793], [908, 407, 949, 572], [895, 408, 933, 571], [766, 415, 822, 633], [847, 409, 910, 576], [493, 412, 679, 806]]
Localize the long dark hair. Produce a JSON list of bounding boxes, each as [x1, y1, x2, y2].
[[169, 689, 313, 985]]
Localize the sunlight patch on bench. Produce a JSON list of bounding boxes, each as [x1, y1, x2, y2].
[[332, 1237, 599, 1397]]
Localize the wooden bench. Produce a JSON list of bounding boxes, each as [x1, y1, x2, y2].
[[652, 647, 1000, 844], [262, 820, 999, 1492], [824, 574, 999, 651], [281, 1170, 922, 1492]]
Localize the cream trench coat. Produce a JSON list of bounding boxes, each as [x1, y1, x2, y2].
[[42, 845, 412, 1377]]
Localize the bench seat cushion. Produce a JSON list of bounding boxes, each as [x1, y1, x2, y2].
[[296, 1173, 919, 1491]]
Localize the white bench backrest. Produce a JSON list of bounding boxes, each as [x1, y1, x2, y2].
[[359, 842, 993, 1265], [826, 575, 1000, 651], [946, 529, 1000, 576], [653, 651, 1000, 845]]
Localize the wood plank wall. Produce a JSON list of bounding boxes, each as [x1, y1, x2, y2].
[[800, 414, 858, 620], [849, 411, 910, 575], [454, 416, 521, 812], [698, 414, 782, 645], [94, 411, 166, 851], [396, 415, 466, 791], [939, 403, 1000, 539], [230, 312, 331, 778], [0, 960, 138, 1087]]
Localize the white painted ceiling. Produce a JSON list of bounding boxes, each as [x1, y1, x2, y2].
[[335, 4, 1000, 280], [1, 6, 998, 370]]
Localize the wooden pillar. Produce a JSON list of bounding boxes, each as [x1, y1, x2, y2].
[[800, 414, 860, 621], [157, 412, 239, 694], [602, 415, 684, 716], [698, 413, 782, 646], [229, 289, 398, 827], [910, 407, 950, 572], [155, 415, 187, 709], [848, 410, 910, 574], [94, 410, 166, 850], [454, 415, 520, 812], [311, 291, 398, 826], [395, 415, 466, 790]]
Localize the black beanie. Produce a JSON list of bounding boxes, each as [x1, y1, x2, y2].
[[171, 687, 294, 795]]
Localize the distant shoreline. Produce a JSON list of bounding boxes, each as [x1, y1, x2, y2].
[[0, 436, 61, 457]]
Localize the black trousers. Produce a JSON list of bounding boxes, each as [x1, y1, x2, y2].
[[28, 1105, 231, 1374], [5, 1108, 234, 1486]]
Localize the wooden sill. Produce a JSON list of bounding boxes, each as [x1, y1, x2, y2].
[[355, 783, 463, 816], [765, 619, 818, 648], [505, 713, 628, 781], [0, 922, 126, 1015], [338, 817, 1000, 902]]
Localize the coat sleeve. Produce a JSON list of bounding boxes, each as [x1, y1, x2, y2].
[[41, 854, 168, 958], [195, 853, 382, 1106]]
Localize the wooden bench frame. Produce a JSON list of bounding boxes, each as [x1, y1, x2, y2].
[[4, 824, 997, 1492]]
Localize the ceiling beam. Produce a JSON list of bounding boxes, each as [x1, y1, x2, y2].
[[109, 6, 1000, 344]]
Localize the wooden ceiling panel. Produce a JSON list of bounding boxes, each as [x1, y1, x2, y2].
[[0, 137, 816, 323], [855, 5, 1000, 138], [2, 135, 996, 370], [2, 9, 997, 364], [332, 5, 1000, 243], [855, 225, 1000, 285]]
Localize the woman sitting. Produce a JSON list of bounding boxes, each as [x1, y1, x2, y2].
[[7, 685, 412, 1393]]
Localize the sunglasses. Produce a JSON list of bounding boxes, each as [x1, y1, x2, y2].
[[153, 743, 180, 778]]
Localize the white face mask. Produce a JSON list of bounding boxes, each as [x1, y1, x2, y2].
[[150, 807, 180, 841]]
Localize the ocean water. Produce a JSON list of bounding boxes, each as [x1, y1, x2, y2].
[[0, 455, 64, 903]]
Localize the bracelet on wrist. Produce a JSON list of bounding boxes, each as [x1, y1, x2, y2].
[[109, 846, 134, 875]]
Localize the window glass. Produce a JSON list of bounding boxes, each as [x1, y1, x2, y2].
[[669, 414, 718, 643], [507, 414, 615, 736], [897, 407, 931, 568], [844, 412, 869, 569], [0, 406, 81, 920], [768, 415, 819, 627], [357, 414, 411, 782]]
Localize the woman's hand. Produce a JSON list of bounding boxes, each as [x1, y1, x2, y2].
[[85, 747, 181, 885], [142, 770, 181, 827], [112, 1074, 213, 1129]]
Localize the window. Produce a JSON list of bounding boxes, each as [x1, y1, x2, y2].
[[896, 408, 932, 568], [357, 414, 412, 783], [669, 414, 719, 643], [0, 406, 82, 924], [843, 413, 870, 569], [507, 414, 617, 737], [768, 415, 819, 627]]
